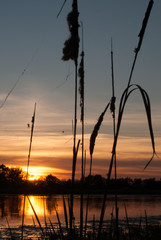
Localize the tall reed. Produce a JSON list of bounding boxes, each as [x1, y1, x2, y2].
[[124, 204, 131, 240], [110, 39, 119, 240], [97, 1, 154, 238], [62, 0, 80, 234], [21, 103, 36, 240], [78, 21, 85, 240], [84, 101, 110, 238]]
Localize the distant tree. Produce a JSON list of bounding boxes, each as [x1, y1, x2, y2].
[[0, 164, 24, 186], [0, 164, 9, 183], [143, 178, 156, 189], [133, 178, 142, 188], [45, 174, 60, 186], [84, 174, 105, 186], [7, 167, 24, 184]]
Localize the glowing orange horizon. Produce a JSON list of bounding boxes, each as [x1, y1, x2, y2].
[[21, 166, 71, 181]]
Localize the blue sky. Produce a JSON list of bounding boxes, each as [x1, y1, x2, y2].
[[0, 0, 161, 179]]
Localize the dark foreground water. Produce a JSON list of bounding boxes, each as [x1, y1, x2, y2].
[[0, 194, 161, 239]]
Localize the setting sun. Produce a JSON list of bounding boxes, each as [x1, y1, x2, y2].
[[21, 166, 71, 181]]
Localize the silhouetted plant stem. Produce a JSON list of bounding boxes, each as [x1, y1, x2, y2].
[[78, 21, 85, 240], [97, 83, 156, 239], [97, 2, 154, 238], [93, 214, 96, 239], [110, 39, 116, 178], [110, 39, 119, 240], [21, 195, 26, 240], [109, 207, 114, 240], [61, 0, 80, 234], [145, 209, 148, 228], [89, 155, 92, 177], [48, 217, 56, 235], [89, 101, 110, 171], [84, 195, 89, 238], [127, 0, 154, 96], [83, 150, 86, 177], [26, 103, 37, 181], [21, 103, 36, 240], [43, 196, 48, 234], [70, 66, 79, 228], [32, 216, 39, 238], [57, 0, 67, 18], [55, 207, 65, 240], [124, 204, 131, 240], [63, 196, 68, 232], [27, 196, 44, 235], [6, 216, 13, 238], [86, 102, 110, 238], [70, 138, 80, 233]]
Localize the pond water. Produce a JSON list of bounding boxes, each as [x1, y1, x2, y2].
[[0, 194, 161, 238]]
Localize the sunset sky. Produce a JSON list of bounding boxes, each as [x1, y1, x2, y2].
[[0, 0, 161, 180]]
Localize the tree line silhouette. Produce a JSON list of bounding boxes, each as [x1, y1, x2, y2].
[[0, 164, 161, 194]]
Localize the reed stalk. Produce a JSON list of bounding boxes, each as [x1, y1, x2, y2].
[[89, 101, 110, 174], [124, 204, 131, 240], [93, 214, 96, 239], [57, 0, 67, 18], [70, 139, 80, 233], [97, 2, 154, 238], [43, 196, 48, 235], [78, 21, 85, 240], [109, 207, 114, 240], [21, 103, 36, 240], [84, 102, 110, 238], [27, 196, 44, 235], [84, 195, 89, 238], [63, 195, 68, 231], [55, 207, 65, 240], [145, 209, 148, 228], [83, 150, 86, 177], [6, 216, 13, 239], [110, 39, 119, 240], [48, 217, 56, 235], [32, 216, 39, 238], [61, 0, 80, 234]]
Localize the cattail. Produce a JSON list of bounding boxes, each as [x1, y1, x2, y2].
[[135, 0, 154, 53], [62, 0, 80, 66], [78, 51, 84, 122], [127, 0, 154, 89], [90, 102, 110, 158], [62, 0, 80, 232]]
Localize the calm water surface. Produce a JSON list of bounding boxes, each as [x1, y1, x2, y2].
[[0, 194, 161, 238]]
